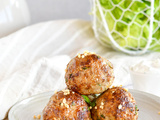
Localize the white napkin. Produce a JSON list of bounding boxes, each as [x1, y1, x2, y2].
[[0, 55, 70, 119]]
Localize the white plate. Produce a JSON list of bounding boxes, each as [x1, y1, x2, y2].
[[8, 89, 160, 120]]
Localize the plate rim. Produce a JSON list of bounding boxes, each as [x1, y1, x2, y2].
[[8, 89, 160, 119]]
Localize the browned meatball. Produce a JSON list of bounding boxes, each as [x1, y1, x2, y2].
[[65, 51, 114, 95], [43, 89, 92, 120], [91, 87, 138, 120]]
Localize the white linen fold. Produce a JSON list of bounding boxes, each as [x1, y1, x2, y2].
[[0, 55, 70, 119]]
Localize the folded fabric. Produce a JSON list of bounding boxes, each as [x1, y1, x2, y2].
[[0, 19, 93, 119], [0, 55, 70, 119]]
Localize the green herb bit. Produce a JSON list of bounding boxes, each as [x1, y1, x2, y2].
[[83, 107, 86, 111], [82, 67, 89, 70], [71, 102, 75, 106], [135, 105, 138, 111], [108, 63, 113, 69], [90, 100, 96, 107], [69, 74, 72, 78], [135, 105, 139, 115], [65, 78, 68, 82], [101, 114, 105, 118]]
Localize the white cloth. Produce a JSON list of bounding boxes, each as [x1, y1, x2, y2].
[[0, 56, 70, 119], [0, 19, 160, 119]]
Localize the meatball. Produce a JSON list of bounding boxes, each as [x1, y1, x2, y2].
[[43, 89, 92, 120], [65, 51, 114, 95], [91, 87, 138, 120]]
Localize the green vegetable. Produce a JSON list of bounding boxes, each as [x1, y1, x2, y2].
[[101, 114, 105, 118], [81, 95, 91, 104], [81, 95, 96, 107], [90, 99, 96, 107], [94, 0, 160, 52]]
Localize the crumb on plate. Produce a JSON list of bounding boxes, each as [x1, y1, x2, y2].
[[37, 114, 41, 119], [33, 114, 41, 119], [33, 115, 36, 119]]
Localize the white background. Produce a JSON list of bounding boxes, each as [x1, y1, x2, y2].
[[26, 0, 91, 24]]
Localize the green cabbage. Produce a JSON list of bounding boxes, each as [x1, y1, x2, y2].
[[95, 0, 160, 52]]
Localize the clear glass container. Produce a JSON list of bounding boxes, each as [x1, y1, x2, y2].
[[0, 0, 30, 38]]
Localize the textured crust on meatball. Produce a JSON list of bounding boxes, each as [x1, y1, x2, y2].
[[91, 87, 138, 120], [43, 89, 91, 120], [65, 52, 114, 95]]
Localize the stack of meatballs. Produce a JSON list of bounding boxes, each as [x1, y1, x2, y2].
[[43, 51, 138, 120]]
